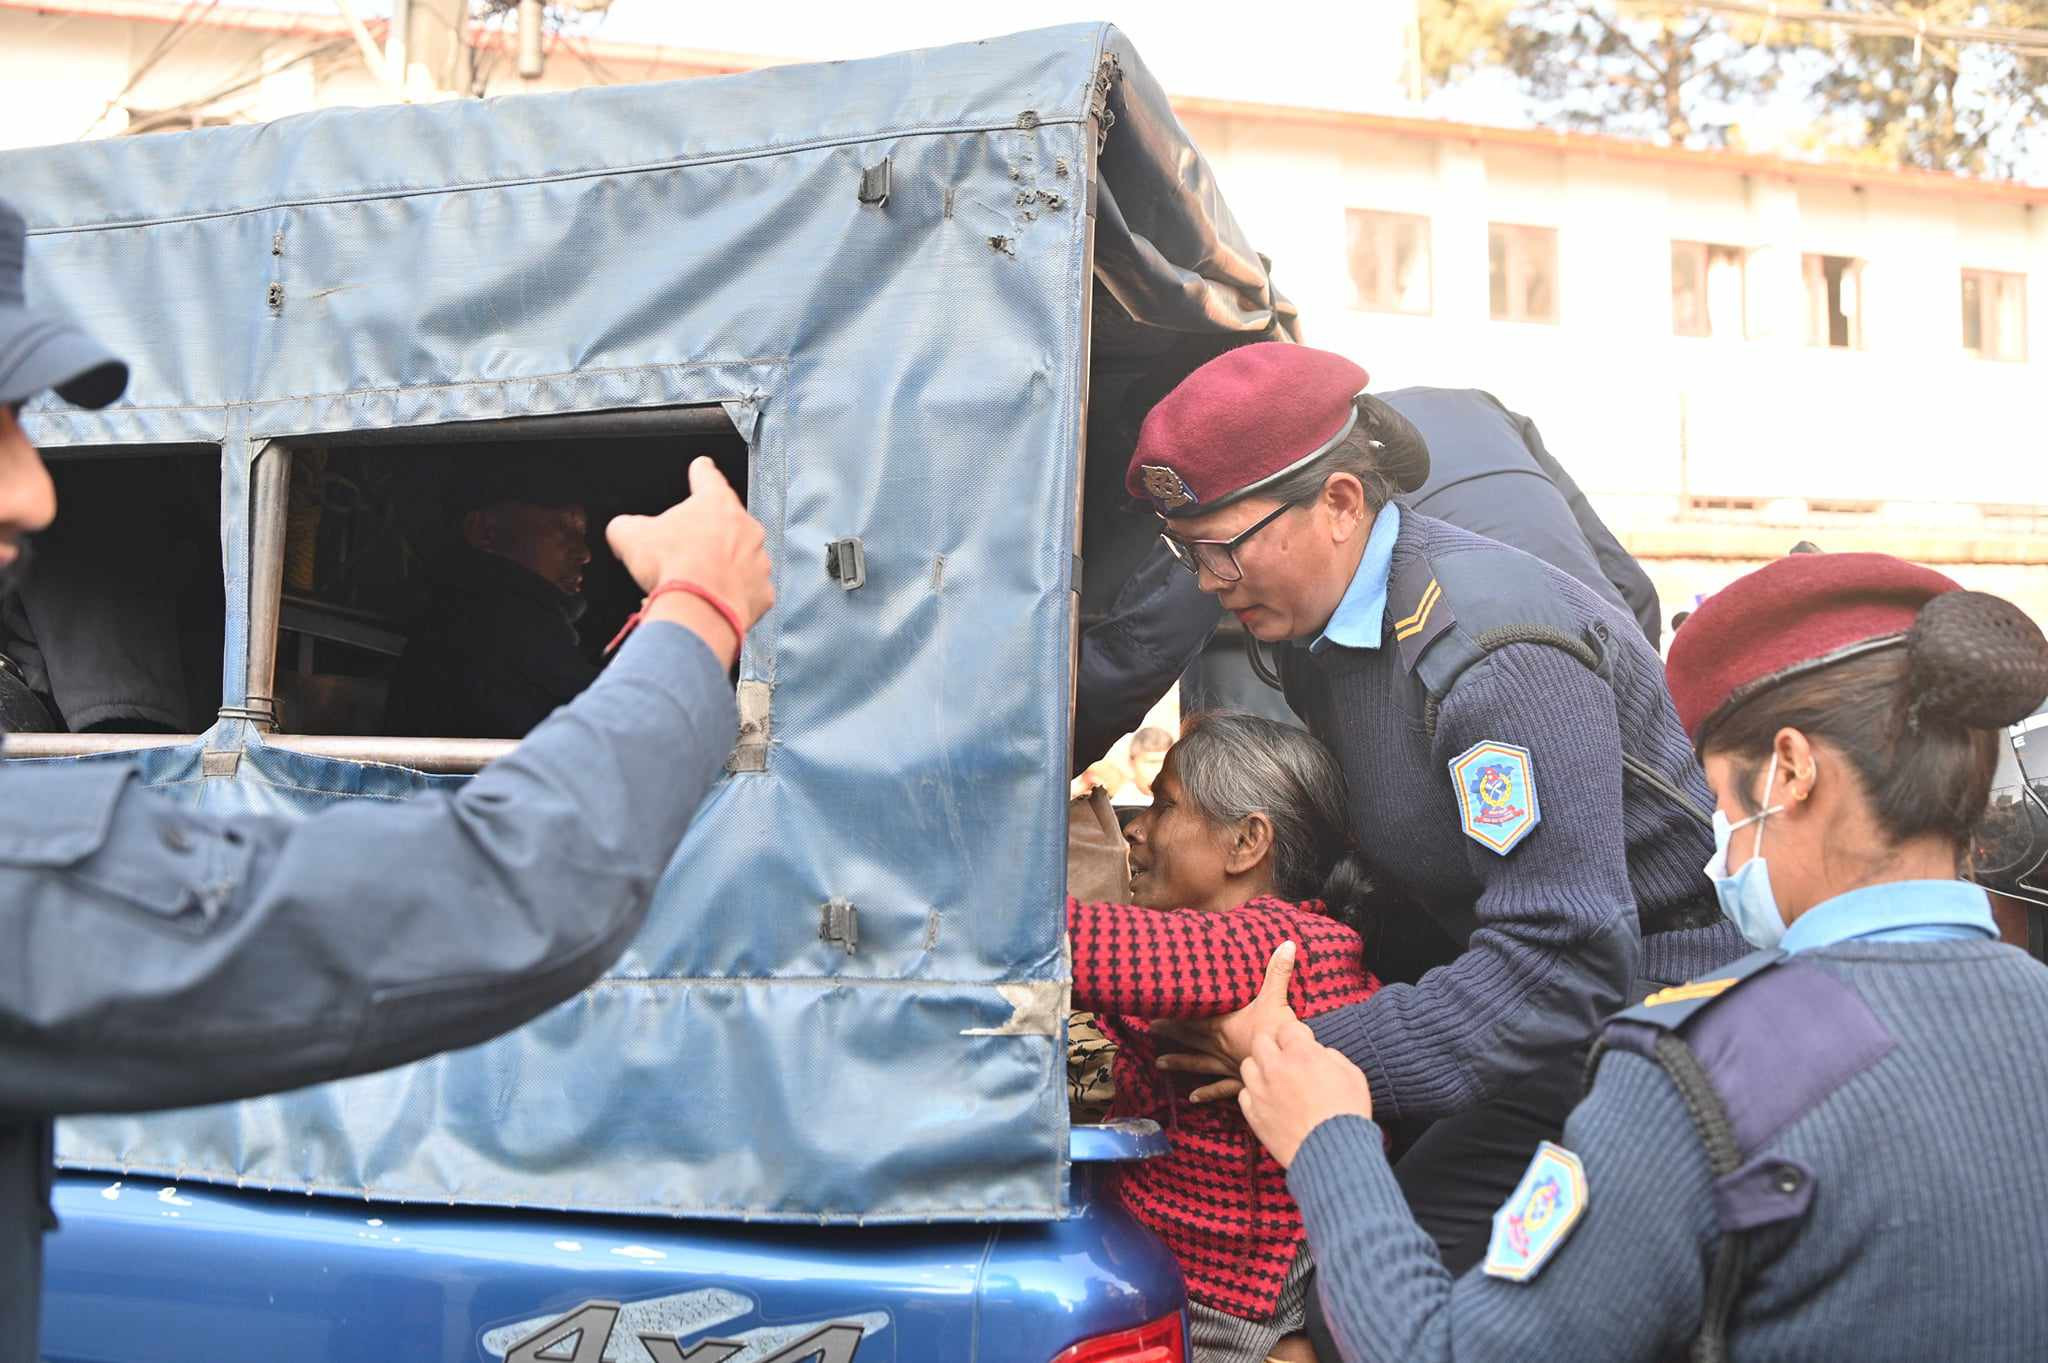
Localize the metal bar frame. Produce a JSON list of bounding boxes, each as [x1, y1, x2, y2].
[[242, 441, 295, 732], [231, 404, 739, 769], [38, 443, 222, 465], [311, 405, 737, 448], [4, 732, 515, 775], [1068, 100, 1102, 759], [12, 406, 740, 775]]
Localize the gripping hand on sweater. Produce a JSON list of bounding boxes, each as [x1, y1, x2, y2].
[[1240, 1018, 1376, 1169], [1153, 939, 1298, 1102]]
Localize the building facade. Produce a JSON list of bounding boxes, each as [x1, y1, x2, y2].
[[1175, 100, 2048, 625], [4, 1, 2043, 627]]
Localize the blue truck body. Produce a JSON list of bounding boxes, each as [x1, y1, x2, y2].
[[3, 22, 1292, 1358], [40, 1126, 1182, 1363]]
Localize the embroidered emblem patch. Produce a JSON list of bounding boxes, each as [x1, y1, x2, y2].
[[1140, 463, 1199, 512], [1449, 740, 1541, 855], [1484, 1141, 1587, 1282]]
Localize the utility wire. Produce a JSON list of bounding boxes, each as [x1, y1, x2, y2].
[[121, 38, 352, 136], [1624, 0, 2048, 59], [76, 0, 224, 138]]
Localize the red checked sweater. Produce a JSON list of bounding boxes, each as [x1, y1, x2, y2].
[[1068, 894, 1378, 1318]]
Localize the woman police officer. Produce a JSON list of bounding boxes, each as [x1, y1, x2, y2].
[[1235, 551, 2048, 1362], [1135, 343, 1742, 1283]]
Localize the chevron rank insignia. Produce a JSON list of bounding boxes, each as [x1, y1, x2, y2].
[[1450, 740, 1541, 855], [1484, 1141, 1587, 1282]]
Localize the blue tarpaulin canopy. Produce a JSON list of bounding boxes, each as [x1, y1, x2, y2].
[[2, 22, 1285, 1223]]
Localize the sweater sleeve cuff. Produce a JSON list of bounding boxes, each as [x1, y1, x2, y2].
[[1309, 1002, 1402, 1122]]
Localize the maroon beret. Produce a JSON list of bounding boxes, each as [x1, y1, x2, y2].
[[1667, 552, 1960, 743], [1127, 343, 1389, 518]]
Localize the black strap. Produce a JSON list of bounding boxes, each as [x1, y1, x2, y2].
[[1420, 624, 1715, 838], [1418, 623, 1602, 738], [1585, 1031, 1748, 1363], [35, 1119, 58, 1233], [1246, 636, 1285, 692]]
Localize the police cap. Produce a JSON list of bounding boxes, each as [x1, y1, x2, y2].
[[1669, 552, 1984, 744], [0, 198, 127, 410], [1124, 343, 1428, 520]]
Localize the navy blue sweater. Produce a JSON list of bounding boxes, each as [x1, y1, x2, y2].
[[1286, 512, 1739, 1120], [1291, 938, 2048, 1362]]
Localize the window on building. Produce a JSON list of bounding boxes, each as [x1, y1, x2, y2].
[[1962, 269, 2027, 362], [1672, 241, 1747, 338], [1346, 209, 1432, 315], [1489, 224, 1558, 324], [1803, 254, 1864, 349]]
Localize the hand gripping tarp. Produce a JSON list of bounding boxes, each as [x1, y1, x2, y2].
[[2, 23, 1284, 1223]]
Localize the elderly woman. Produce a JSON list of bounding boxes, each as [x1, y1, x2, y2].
[[1231, 554, 2048, 1363], [1069, 711, 1378, 1363]]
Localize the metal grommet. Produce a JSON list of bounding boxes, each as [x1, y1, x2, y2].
[[1773, 1165, 1803, 1195], [161, 826, 194, 854]]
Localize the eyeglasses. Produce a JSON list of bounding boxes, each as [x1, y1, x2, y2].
[[1158, 501, 1299, 584]]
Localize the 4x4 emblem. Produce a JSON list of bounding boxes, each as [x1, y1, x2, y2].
[[488, 1292, 882, 1363]]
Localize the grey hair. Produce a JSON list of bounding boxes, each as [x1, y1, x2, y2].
[[1170, 711, 1360, 907], [1256, 394, 1430, 513]]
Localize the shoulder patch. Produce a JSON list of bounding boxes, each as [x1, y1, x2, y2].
[[1449, 740, 1541, 855], [1484, 1141, 1587, 1281]]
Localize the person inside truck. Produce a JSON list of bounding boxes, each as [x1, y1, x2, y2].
[[1125, 724, 1173, 799], [0, 457, 208, 733], [384, 456, 598, 739], [0, 195, 773, 1343], [1068, 710, 1377, 1363], [1233, 554, 2048, 1363]]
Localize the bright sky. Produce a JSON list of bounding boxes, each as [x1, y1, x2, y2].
[[342, 1, 1423, 113], [596, 0, 1409, 108], [257, 2, 2042, 179]]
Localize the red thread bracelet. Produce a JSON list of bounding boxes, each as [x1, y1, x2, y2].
[[605, 579, 745, 657]]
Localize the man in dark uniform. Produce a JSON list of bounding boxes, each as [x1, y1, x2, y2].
[[0, 197, 773, 1339], [1383, 386, 1660, 647], [385, 460, 598, 738], [1138, 344, 1740, 1297], [1076, 371, 1665, 770]]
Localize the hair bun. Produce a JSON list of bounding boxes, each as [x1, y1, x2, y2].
[[1906, 590, 2048, 731], [1355, 395, 1431, 494]]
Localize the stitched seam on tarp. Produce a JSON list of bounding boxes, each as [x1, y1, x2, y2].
[[33, 359, 790, 422], [24, 118, 1092, 236]]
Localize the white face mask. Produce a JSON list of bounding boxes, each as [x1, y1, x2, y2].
[[1703, 753, 1789, 949]]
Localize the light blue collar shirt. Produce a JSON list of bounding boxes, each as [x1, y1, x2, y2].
[[1308, 503, 1402, 653], [1779, 879, 1999, 954]]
